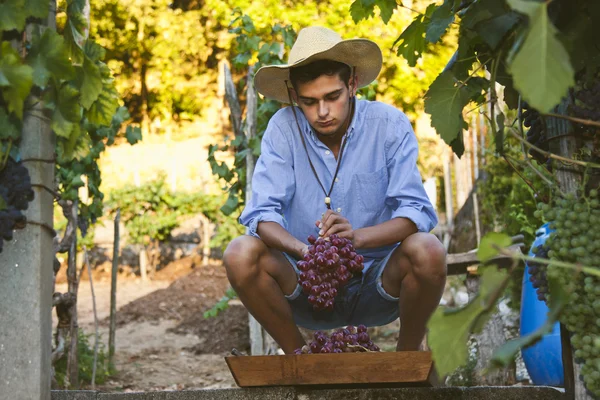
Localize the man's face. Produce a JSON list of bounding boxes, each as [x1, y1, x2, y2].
[[294, 74, 354, 138]]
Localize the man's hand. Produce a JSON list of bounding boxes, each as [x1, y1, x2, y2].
[[316, 210, 355, 244]]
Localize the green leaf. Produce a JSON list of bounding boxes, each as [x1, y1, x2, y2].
[[0, 108, 20, 141], [0, 193, 6, 210], [507, 0, 574, 112], [27, 29, 75, 88], [86, 70, 119, 126], [78, 57, 103, 109], [84, 41, 106, 62], [57, 83, 81, 122], [63, 8, 89, 64], [0, 0, 27, 31], [426, 0, 454, 43], [350, 0, 375, 23], [494, 112, 505, 154], [461, 0, 518, 50], [25, 0, 49, 19], [0, 42, 34, 119], [220, 192, 240, 215], [51, 109, 75, 138], [477, 232, 512, 262], [424, 70, 471, 147], [374, 0, 397, 24], [393, 5, 435, 67], [428, 266, 507, 377], [125, 125, 142, 145], [491, 275, 569, 367]]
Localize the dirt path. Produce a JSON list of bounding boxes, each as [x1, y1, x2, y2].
[[54, 260, 400, 392]]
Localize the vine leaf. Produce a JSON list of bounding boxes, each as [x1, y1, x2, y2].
[[78, 57, 103, 109], [507, 0, 574, 113], [125, 125, 142, 145], [426, 0, 454, 44], [27, 29, 75, 88], [491, 275, 569, 367], [477, 232, 512, 262], [63, 1, 90, 65], [392, 4, 435, 67], [374, 0, 397, 24], [461, 0, 519, 50], [25, 0, 49, 19], [0, 108, 21, 141], [86, 65, 119, 126], [0, 42, 34, 119], [0, 0, 27, 32], [428, 266, 508, 377], [423, 70, 470, 152], [349, 0, 375, 23]]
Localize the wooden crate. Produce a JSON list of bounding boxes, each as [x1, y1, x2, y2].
[[225, 351, 435, 387]]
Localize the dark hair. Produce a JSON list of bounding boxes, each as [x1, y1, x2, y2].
[[289, 59, 351, 91]]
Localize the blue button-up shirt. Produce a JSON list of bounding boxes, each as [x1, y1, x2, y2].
[[239, 99, 438, 266]]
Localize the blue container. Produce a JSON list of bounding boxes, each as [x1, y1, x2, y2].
[[520, 223, 564, 386]]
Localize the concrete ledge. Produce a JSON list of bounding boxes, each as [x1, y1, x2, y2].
[[52, 386, 565, 400]]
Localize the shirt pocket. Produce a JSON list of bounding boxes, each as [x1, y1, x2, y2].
[[353, 167, 388, 213]]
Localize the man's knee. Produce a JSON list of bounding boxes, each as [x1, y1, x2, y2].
[[402, 232, 447, 281], [223, 235, 266, 288]]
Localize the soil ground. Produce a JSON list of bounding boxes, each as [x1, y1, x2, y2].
[[53, 255, 400, 392]]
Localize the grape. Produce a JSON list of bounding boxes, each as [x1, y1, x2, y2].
[[537, 187, 600, 396], [0, 158, 35, 254], [297, 234, 364, 311], [293, 325, 380, 354], [527, 245, 550, 301]]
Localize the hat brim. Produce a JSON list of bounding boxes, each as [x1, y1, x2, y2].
[[254, 39, 382, 104]]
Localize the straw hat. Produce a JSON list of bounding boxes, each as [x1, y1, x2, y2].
[[254, 26, 382, 103]]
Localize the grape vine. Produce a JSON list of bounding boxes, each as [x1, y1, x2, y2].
[[536, 189, 600, 395]]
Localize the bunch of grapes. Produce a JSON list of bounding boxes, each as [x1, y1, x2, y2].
[[536, 188, 600, 395], [293, 325, 380, 354], [297, 234, 364, 311], [0, 158, 34, 253], [527, 244, 550, 301], [521, 103, 549, 166]]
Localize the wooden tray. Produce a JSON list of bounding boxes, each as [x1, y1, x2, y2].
[[225, 351, 435, 387]]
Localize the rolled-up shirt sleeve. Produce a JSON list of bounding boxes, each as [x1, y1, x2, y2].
[[385, 114, 438, 233], [239, 117, 296, 237]]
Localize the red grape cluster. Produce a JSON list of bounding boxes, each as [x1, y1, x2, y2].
[[293, 325, 380, 354], [297, 234, 364, 311]]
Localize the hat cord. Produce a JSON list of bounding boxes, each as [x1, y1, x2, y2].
[[285, 81, 354, 210]]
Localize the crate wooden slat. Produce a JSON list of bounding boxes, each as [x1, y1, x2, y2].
[[225, 351, 434, 387]]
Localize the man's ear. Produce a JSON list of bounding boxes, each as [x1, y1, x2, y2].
[[349, 75, 358, 97]]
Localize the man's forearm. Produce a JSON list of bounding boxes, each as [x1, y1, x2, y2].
[[257, 221, 307, 259], [354, 217, 418, 249]]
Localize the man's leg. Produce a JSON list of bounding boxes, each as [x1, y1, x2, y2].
[[223, 235, 306, 354], [380, 232, 447, 351]]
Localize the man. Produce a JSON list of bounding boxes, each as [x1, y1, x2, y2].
[[223, 26, 447, 354]]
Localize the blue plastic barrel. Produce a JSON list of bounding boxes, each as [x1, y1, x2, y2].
[[520, 223, 564, 386]]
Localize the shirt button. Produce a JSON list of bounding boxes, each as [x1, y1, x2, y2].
[[335, 178, 339, 182], [336, 207, 342, 212], [325, 150, 330, 155]]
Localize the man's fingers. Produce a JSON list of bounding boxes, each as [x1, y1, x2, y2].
[[320, 213, 345, 235], [324, 223, 351, 238]]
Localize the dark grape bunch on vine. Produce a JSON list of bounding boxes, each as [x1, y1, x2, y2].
[[293, 325, 380, 354], [521, 102, 549, 167], [570, 81, 600, 139], [536, 189, 600, 394], [298, 234, 364, 312], [0, 158, 35, 254], [527, 244, 550, 302]]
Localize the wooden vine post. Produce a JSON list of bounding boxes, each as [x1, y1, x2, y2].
[[223, 62, 278, 355]]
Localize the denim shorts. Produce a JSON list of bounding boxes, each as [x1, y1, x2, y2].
[[284, 246, 400, 330]]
